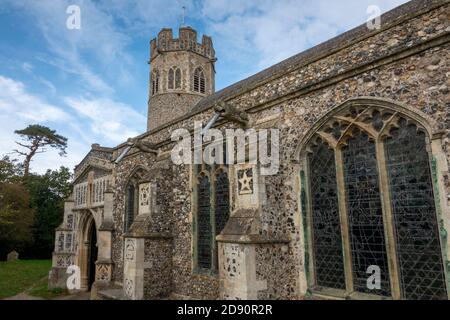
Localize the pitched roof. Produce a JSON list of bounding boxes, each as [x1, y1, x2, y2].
[[189, 0, 444, 115]]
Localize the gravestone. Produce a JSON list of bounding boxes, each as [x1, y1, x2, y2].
[[7, 250, 19, 261]]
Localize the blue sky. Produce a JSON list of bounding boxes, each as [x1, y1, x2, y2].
[[0, 0, 408, 174]]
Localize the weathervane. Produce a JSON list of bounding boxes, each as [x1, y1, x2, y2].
[[181, 6, 186, 26]]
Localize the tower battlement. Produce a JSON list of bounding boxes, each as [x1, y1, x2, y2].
[[150, 26, 215, 60]]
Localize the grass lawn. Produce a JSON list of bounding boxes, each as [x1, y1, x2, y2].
[[0, 259, 66, 299]]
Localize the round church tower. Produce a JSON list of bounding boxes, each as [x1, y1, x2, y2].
[[147, 26, 216, 131]]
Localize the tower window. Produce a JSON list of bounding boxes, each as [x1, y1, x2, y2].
[[151, 70, 160, 95], [175, 68, 182, 89], [168, 68, 174, 90], [168, 67, 182, 90], [194, 67, 206, 94]]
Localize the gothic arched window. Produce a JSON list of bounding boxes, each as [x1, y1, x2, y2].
[[195, 164, 230, 273], [303, 103, 447, 300], [151, 70, 160, 95], [168, 67, 182, 90], [175, 68, 182, 89], [168, 68, 174, 90], [193, 67, 206, 94], [124, 168, 147, 233], [125, 184, 136, 232]]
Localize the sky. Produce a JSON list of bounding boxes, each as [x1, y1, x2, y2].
[[0, 0, 408, 174]]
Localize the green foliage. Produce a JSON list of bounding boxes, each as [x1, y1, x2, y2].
[[24, 167, 72, 259], [0, 182, 34, 258], [0, 124, 72, 260], [0, 156, 24, 183], [0, 155, 72, 259], [13, 124, 68, 177], [14, 124, 68, 156], [0, 259, 53, 299], [28, 276, 67, 299]]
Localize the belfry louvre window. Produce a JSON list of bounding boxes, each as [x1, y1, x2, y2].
[[195, 164, 230, 272], [193, 67, 206, 94], [304, 104, 447, 300]]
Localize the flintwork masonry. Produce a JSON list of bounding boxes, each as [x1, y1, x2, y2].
[[49, 0, 450, 300]]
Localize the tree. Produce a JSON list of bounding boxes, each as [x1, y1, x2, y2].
[[0, 182, 34, 259], [24, 167, 72, 258], [0, 156, 23, 183], [13, 125, 68, 178]]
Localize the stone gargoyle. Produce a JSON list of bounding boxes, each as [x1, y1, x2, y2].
[[214, 100, 249, 128], [127, 138, 158, 155]]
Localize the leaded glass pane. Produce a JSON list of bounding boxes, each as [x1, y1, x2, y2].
[[125, 184, 135, 232], [309, 140, 346, 290], [342, 129, 391, 296], [385, 120, 447, 300], [197, 174, 212, 269], [215, 170, 230, 235]]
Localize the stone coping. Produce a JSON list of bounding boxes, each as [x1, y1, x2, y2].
[[216, 234, 290, 244], [123, 232, 173, 239]]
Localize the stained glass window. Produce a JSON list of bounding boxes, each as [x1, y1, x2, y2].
[[215, 170, 230, 235], [385, 120, 447, 300], [196, 165, 230, 272], [342, 129, 391, 296], [197, 174, 212, 269], [125, 184, 136, 232], [309, 139, 346, 290], [306, 105, 447, 300]]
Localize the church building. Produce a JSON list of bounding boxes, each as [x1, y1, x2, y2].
[[49, 0, 450, 300]]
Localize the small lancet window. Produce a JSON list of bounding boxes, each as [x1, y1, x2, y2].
[[194, 67, 206, 94], [168, 68, 174, 90], [151, 70, 160, 95], [168, 67, 182, 90]]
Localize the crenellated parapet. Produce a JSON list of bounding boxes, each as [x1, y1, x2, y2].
[[150, 26, 215, 61]]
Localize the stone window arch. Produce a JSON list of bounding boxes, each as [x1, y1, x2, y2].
[[193, 67, 206, 94], [151, 69, 160, 95], [297, 98, 448, 300], [168, 67, 182, 90], [194, 164, 230, 273], [124, 167, 147, 233], [175, 68, 182, 89]]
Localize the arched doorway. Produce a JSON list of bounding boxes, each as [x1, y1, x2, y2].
[[87, 220, 98, 290], [76, 212, 98, 291]]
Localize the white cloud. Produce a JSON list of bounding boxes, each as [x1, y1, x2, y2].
[[4, 0, 130, 95], [202, 0, 409, 73], [0, 0, 412, 174], [98, 0, 195, 33], [0, 75, 86, 174], [64, 96, 146, 144], [0, 76, 68, 122]]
